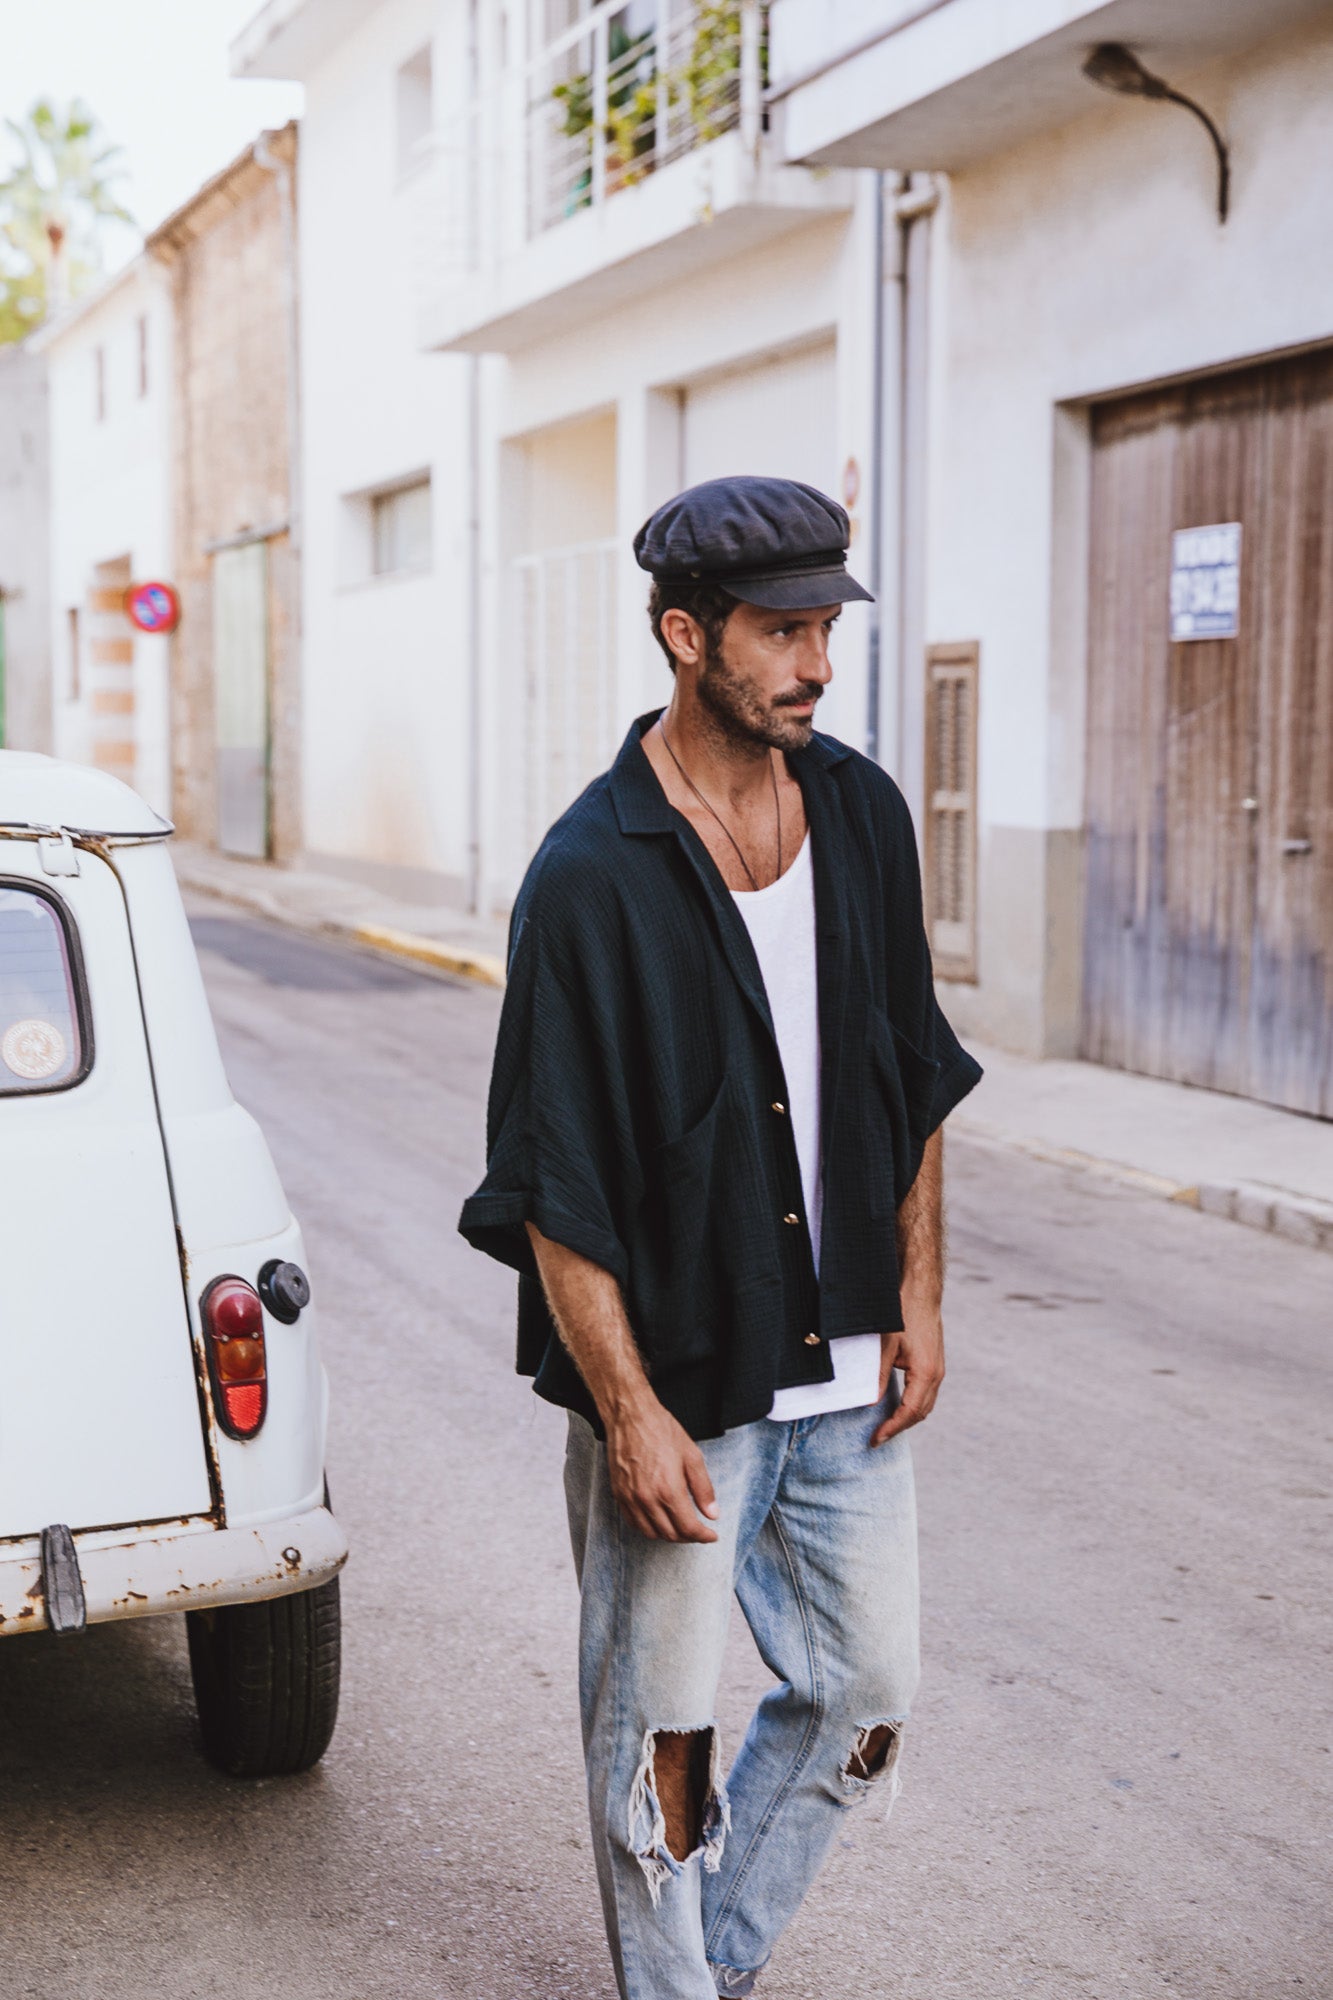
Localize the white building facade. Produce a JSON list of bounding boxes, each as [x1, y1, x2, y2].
[[771, 0, 1333, 1115], [237, 0, 1332, 1115], [235, 0, 481, 909], [34, 259, 175, 816], [236, 0, 881, 913]]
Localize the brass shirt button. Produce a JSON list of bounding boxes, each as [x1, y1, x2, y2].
[[783, 1212, 801, 1226], [804, 1332, 821, 1346], [771, 1101, 786, 1114]]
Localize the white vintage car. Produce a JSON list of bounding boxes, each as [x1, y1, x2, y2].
[[0, 751, 347, 1775]]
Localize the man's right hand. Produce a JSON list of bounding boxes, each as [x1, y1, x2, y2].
[[605, 1397, 720, 1543]]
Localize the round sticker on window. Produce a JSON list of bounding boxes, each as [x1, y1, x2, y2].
[[2, 1018, 67, 1081]]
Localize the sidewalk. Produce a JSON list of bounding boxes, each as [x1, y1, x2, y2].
[[173, 840, 1333, 1256], [953, 1042, 1333, 1253]]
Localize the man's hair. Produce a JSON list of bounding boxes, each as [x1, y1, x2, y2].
[[647, 577, 736, 673]]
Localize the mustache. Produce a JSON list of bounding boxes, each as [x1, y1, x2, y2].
[[774, 685, 824, 708]]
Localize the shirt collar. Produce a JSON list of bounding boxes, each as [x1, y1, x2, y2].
[[609, 708, 851, 837]]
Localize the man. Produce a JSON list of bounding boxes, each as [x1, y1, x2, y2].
[[460, 476, 981, 1999]]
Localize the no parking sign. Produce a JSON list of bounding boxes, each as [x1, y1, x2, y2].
[[124, 580, 182, 635]]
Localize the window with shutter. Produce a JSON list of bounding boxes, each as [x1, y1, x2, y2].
[[924, 642, 979, 982]]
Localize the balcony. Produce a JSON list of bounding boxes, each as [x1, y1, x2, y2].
[[413, 0, 855, 355]]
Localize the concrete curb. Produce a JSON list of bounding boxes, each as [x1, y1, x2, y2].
[[952, 1122, 1333, 1256], [1194, 1178, 1333, 1254], [348, 923, 506, 989]]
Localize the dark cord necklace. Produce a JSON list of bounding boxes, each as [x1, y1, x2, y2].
[[658, 717, 782, 892]]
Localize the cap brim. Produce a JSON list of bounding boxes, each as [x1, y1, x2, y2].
[[719, 567, 874, 609]]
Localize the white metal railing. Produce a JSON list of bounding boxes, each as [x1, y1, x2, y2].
[[527, 1, 764, 237], [410, 3, 765, 321], [501, 540, 619, 885]]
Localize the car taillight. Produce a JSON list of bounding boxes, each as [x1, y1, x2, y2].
[[200, 1277, 267, 1440]]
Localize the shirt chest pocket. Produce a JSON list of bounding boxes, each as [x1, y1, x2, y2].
[[863, 1008, 941, 1217], [629, 1075, 774, 1367]]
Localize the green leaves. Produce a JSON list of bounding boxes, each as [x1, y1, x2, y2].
[[547, 2, 754, 194]]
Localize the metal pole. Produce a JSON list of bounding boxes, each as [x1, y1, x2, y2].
[[865, 173, 886, 762], [465, 0, 487, 916], [253, 128, 302, 862]]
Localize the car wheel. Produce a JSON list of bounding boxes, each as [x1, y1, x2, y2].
[[186, 1574, 341, 1778]]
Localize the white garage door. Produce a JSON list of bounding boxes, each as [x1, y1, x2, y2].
[[683, 342, 837, 496]]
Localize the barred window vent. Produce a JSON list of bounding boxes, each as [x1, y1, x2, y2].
[[924, 643, 979, 982]]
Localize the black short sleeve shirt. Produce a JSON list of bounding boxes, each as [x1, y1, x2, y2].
[[459, 712, 982, 1441]]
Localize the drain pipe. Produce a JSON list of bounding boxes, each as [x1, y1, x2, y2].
[[465, 353, 484, 915], [254, 127, 302, 861], [464, 0, 486, 917], [893, 174, 939, 823], [865, 171, 901, 763], [866, 173, 938, 795]]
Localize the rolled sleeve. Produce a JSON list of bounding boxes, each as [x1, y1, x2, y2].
[[457, 887, 638, 1290]]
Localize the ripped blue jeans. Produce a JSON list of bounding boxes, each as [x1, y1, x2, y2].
[[564, 1402, 920, 2000]]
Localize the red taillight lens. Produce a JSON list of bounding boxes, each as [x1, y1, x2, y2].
[[201, 1276, 267, 1440]]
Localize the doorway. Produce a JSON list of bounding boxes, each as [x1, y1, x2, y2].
[[1083, 348, 1333, 1117], [501, 410, 618, 896], [213, 541, 270, 860]]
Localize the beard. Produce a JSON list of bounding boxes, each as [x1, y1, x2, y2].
[[696, 635, 823, 753]]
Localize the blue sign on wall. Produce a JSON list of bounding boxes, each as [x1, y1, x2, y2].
[[1170, 522, 1241, 641]]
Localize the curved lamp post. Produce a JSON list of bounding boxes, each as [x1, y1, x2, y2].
[[1082, 42, 1230, 223]]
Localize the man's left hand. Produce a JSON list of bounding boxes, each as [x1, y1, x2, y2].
[[871, 1303, 945, 1446]]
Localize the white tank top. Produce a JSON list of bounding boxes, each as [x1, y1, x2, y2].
[[730, 833, 882, 1421]]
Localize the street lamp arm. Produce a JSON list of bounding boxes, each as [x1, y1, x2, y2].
[[1162, 86, 1230, 224]]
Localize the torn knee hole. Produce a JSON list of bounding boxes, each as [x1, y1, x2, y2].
[[841, 1720, 903, 1785], [628, 1724, 731, 1903], [651, 1728, 712, 1861]]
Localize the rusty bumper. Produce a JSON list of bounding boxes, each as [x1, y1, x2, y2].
[[0, 1505, 348, 1636]]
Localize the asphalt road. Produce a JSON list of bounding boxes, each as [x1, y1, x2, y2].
[[1, 905, 1328, 2000]]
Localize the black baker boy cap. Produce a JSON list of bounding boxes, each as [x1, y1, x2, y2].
[[634, 474, 873, 611]]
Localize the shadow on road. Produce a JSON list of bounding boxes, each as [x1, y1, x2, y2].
[[189, 914, 425, 993]]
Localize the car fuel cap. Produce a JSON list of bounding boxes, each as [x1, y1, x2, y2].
[[258, 1259, 311, 1324]]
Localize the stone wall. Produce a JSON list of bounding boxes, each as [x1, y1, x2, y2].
[[150, 124, 301, 859]]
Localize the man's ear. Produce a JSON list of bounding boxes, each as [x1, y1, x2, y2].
[[660, 608, 705, 671]]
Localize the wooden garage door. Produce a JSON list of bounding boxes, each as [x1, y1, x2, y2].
[[1083, 349, 1333, 1116]]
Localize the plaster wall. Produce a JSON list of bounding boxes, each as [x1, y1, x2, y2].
[[924, 19, 1333, 1052], [0, 344, 51, 753], [483, 190, 880, 871], [296, 0, 477, 891], [42, 262, 174, 813]]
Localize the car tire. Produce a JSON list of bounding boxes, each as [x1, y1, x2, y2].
[[186, 1574, 341, 1778]]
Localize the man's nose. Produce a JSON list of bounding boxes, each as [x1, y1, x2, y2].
[[799, 627, 835, 683]]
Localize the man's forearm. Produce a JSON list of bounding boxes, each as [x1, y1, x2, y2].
[[525, 1222, 720, 1542], [524, 1222, 653, 1424], [873, 1127, 946, 1445], [896, 1126, 944, 1308]]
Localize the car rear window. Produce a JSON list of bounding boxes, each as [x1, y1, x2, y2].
[[0, 883, 88, 1094]]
